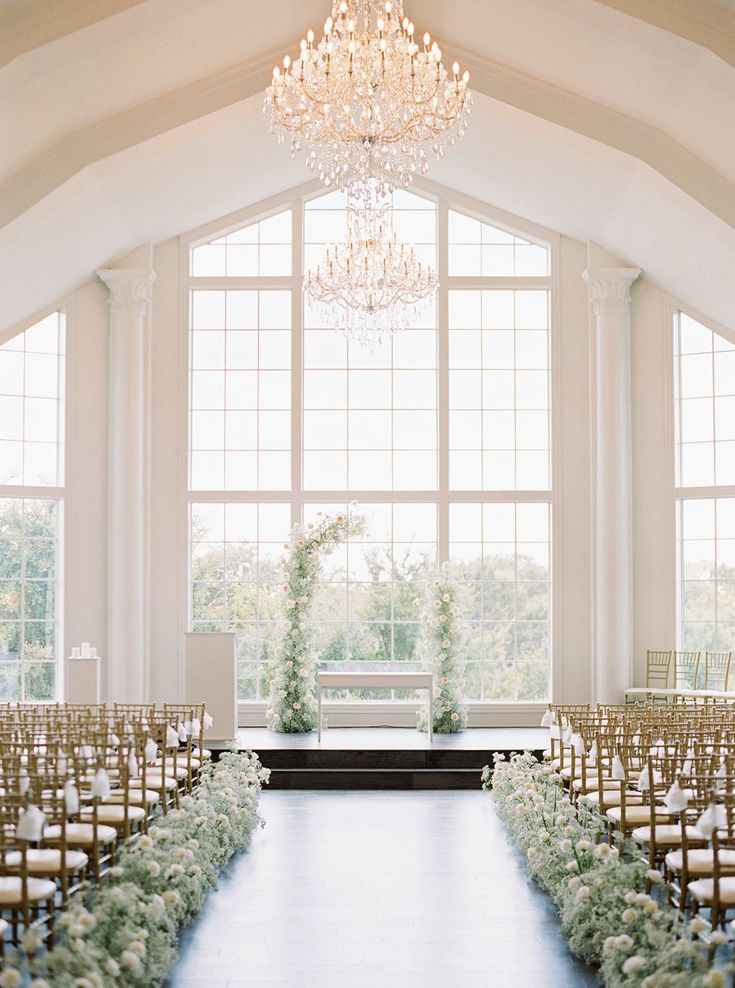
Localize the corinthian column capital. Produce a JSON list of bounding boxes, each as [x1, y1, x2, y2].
[[583, 267, 641, 317], [97, 268, 156, 318]]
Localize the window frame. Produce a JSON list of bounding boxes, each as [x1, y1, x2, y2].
[[0, 303, 66, 703], [182, 178, 559, 708], [674, 305, 735, 655]]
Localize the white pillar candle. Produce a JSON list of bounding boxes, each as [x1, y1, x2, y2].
[[71, 647, 81, 659], [81, 642, 91, 657]]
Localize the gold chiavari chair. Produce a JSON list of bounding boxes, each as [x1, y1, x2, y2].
[[0, 796, 56, 948], [646, 650, 673, 691], [674, 650, 701, 691], [688, 775, 735, 929], [704, 651, 733, 692], [629, 752, 707, 880], [664, 754, 731, 910]]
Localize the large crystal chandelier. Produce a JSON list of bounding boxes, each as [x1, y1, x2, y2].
[[304, 187, 438, 348], [264, 0, 471, 196]]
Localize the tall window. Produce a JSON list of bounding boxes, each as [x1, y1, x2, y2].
[[0, 312, 65, 701], [675, 312, 735, 653], [188, 189, 552, 702]]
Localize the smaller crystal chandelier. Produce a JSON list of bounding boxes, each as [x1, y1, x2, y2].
[[265, 0, 471, 196], [304, 192, 438, 348]]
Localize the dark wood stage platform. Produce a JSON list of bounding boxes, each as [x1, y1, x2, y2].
[[234, 727, 546, 790]]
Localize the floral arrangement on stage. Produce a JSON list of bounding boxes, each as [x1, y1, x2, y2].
[[483, 752, 731, 987], [417, 562, 467, 734], [267, 507, 367, 733], [1, 750, 269, 988]]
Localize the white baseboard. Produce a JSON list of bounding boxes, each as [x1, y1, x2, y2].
[[238, 701, 545, 729]]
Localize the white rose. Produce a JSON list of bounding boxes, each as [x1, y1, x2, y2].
[[147, 861, 161, 877], [622, 956, 646, 975], [0, 970, 22, 988], [621, 908, 637, 923]]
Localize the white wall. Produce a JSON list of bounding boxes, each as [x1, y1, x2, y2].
[[50, 188, 704, 723]]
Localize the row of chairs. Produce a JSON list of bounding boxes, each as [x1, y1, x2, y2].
[[545, 700, 735, 932], [628, 649, 733, 697], [0, 701, 212, 957]]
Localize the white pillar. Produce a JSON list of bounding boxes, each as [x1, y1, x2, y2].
[[583, 267, 641, 704], [97, 268, 156, 702]]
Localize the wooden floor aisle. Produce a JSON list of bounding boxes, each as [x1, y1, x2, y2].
[[167, 790, 599, 988]]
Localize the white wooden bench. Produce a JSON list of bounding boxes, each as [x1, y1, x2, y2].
[[317, 671, 434, 741]]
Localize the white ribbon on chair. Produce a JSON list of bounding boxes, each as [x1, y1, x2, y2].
[[587, 741, 598, 767], [63, 780, 80, 814], [178, 723, 188, 743], [19, 768, 30, 795], [696, 803, 727, 839], [91, 767, 111, 800], [540, 707, 554, 728], [664, 778, 689, 813], [166, 725, 180, 749], [144, 737, 158, 764], [562, 723, 573, 744], [612, 755, 626, 781], [16, 805, 46, 842], [571, 733, 586, 756], [128, 751, 141, 779], [203, 712, 214, 730]]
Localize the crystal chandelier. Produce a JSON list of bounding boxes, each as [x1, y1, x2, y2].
[[264, 0, 471, 196], [304, 189, 438, 348]]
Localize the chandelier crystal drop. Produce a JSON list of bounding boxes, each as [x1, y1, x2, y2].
[[304, 190, 438, 348], [264, 0, 471, 196]]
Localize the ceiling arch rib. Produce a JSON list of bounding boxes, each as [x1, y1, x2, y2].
[[0, 0, 148, 68], [591, 0, 735, 69], [1, 37, 734, 236]]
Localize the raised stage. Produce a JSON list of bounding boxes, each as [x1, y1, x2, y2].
[[235, 727, 546, 790]]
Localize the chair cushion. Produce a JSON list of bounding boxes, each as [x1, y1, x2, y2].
[[129, 775, 177, 791], [607, 805, 673, 826], [632, 825, 706, 846], [689, 877, 735, 905], [6, 848, 88, 874], [80, 804, 146, 825], [572, 778, 620, 792], [45, 822, 117, 846], [585, 790, 643, 808], [0, 876, 56, 904], [105, 789, 160, 807], [665, 849, 735, 875]]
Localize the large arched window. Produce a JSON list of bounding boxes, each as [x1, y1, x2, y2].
[[187, 186, 552, 704], [0, 312, 65, 701], [674, 311, 735, 654]]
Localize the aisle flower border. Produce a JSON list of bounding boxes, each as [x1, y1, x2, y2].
[[2, 750, 270, 988], [267, 508, 367, 733], [417, 562, 467, 734], [483, 752, 732, 988]]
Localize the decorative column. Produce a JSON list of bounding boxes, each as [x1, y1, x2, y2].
[[583, 267, 641, 704], [97, 268, 156, 703]]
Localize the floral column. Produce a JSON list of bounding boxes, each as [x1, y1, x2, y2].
[[583, 266, 641, 704], [97, 267, 156, 703]]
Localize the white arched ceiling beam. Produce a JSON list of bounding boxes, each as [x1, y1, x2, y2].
[[1, 35, 734, 237], [591, 0, 735, 69], [0, 0, 148, 68]]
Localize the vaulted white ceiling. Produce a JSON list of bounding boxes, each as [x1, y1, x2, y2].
[[1, 0, 734, 332]]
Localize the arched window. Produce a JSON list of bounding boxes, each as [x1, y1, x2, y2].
[[674, 311, 735, 654], [0, 312, 65, 701], [187, 187, 552, 704]]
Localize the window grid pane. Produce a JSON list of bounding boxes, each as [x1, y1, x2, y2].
[[190, 290, 292, 491], [449, 502, 550, 701], [0, 312, 65, 488], [0, 498, 60, 701], [449, 289, 550, 491], [188, 192, 552, 703]]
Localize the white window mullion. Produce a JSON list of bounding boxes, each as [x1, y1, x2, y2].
[[290, 200, 303, 530], [437, 198, 450, 566]]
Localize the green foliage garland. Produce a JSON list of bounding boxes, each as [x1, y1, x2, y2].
[[266, 509, 367, 733], [484, 753, 731, 987], [1, 751, 269, 988], [417, 563, 467, 733]]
